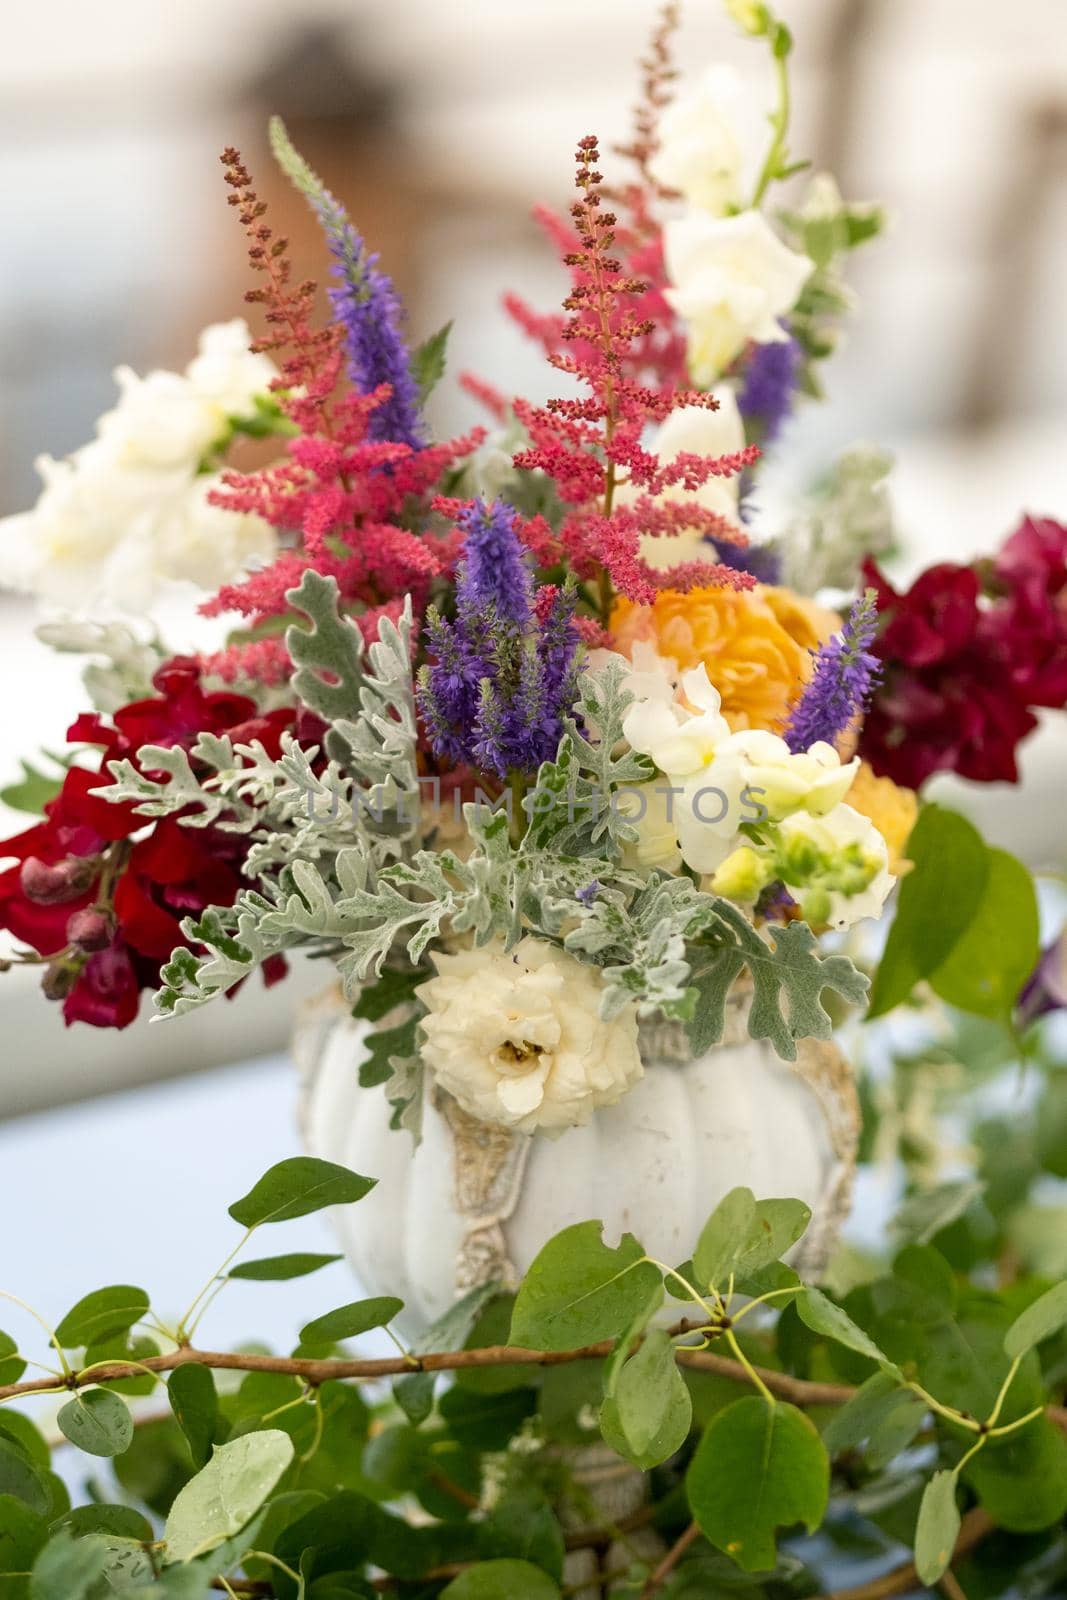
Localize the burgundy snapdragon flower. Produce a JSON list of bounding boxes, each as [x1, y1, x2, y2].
[[858, 517, 1067, 788], [0, 659, 308, 1029]]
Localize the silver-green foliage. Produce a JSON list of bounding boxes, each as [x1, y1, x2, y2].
[[144, 593, 868, 1058]]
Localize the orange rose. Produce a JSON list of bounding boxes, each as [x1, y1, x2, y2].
[[610, 585, 838, 732]]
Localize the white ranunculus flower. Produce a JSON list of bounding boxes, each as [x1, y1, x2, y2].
[[616, 394, 747, 572], [776, 804, 894, 929], [648, 65, 747, 214], [417, 937, 643, 1136], [186, 319, 277, 418], [664, 210, 813, 384]]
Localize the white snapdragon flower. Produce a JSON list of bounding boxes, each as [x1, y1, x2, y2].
[[417, 938, 643, 1136], [775, 805, 894, 929], [664, 211, 813, 384], [0, 321, 275, 614], [155, 476, 276, 593], [621, 662, 863, 875], [713, 729, 859, 821], [615, 394, 747, 573], [185, 319, 277, 419], [648, 65, 747, 214]]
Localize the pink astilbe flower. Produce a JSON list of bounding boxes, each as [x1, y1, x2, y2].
[[199, 151, 483, 684], [510, 136, 758, 615]]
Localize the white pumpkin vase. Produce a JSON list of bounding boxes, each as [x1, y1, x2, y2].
[[296, 981, 859, 1335]]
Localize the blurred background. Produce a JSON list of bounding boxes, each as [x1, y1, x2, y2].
[[0, 0, 1065, 1357]]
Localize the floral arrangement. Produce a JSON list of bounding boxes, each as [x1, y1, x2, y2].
[[1, 3, 1067, 1596]]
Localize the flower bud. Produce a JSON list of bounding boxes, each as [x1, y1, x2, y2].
[[725, 0, 768, 35], [19, 855, 98, 905], [41, 960, 78, 1002], [710, 845, 771, 903], [66, 908, 113, 953]]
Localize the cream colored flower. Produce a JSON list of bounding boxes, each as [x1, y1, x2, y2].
[[648, 65, 747, 214], [0, 321, 275, 614], [417, 938, 643, 1136], [776, 805, 894, 929], [664, 211, 813, 384], [616, 395, 747, 573], [621, 662, 866, 876], [185, 319, 277, 419], [713, 730, 859, 821]]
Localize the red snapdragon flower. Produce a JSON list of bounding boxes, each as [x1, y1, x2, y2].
[[0, 659, 306, 1029], [858, 516, 1067, 788]]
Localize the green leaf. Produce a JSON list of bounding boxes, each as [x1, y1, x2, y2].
[[168, 1365, 219, 1470], [1004, 1280, 1067, 1361], [891, 1181, 985, 1246], [54, 1286, 149, 1349], [963, 1416, 1067, 1532], [230, 1253, 343, 1282], [228, 1157, 374, 1228], [509, 1222, 662, 1352], [56, 1389, 133, 1458], [868, 809, 1038, 1024], [357, 1017, 418, 1090], [686, 1397, 829, 1572], [868, 806, 989, 1017], [691, 1191, 810, 1293], [914, 1470, 960, 1586], [797, 1289, 902, 1380], [693, 1188, 757, 1290], [284, 570, 366, 763], [0, 1416, 47, 1475], [300, 1297, 404, 1345], [0, 1439, 50, 1516], [928, 847, 1039, 1021], [351, 968, 421, 1024], [0, 1331, 26, 1386], [689, 908, 869, 1063], [477, 1489, 565, 1582], [164, 1429, 295, 1562], [0, 759, 64, 816], [29, 1531, 108, 1600], [610, 1328, 692, 1465], [0, 1496, 47, 1594], [52, 1504, 153, 1542], [439, 1560, 561, 1599], [410, 321, 452, 404], [821, 1371, 924, 1463], [393, 1283, 501, 1426]]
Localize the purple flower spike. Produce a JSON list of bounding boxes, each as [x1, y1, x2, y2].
[[784, 590, 881, 753], [417, 500, 580, 778], [455, 500, 532, 626]]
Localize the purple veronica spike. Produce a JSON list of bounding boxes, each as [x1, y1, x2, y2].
[[417, 502, 580, 777], [784, 591, 881, 753], [455, 500, 532, 625], [325, 224, 426, 449], [737, 332, 801, 445], [272, 120, 424, 447]]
